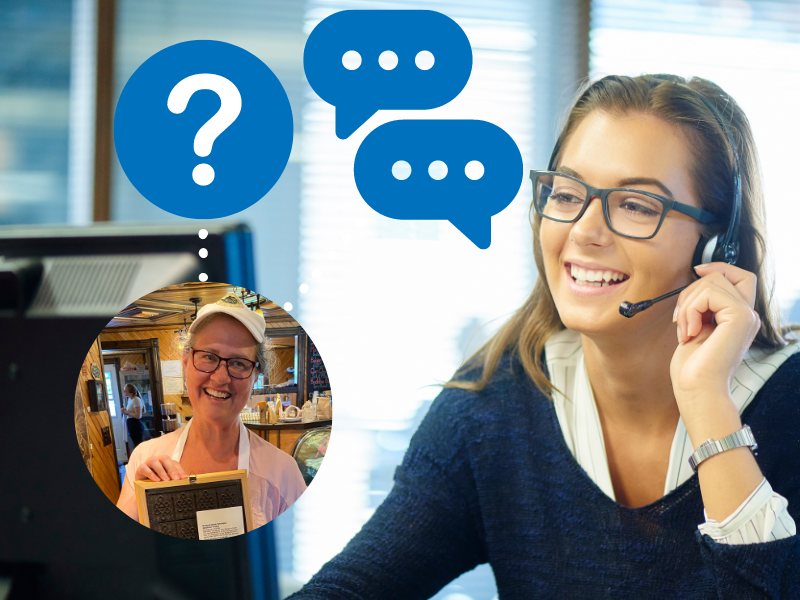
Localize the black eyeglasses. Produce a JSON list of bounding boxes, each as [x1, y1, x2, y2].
[[191, 349, 259, 379], [530, 170, 721, 239]]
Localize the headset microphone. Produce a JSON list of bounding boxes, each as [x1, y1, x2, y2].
[[619, 80, 741, 318], [619, 286, 687, 318]]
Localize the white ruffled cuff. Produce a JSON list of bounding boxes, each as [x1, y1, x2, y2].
[[697, 478, 796, 544]]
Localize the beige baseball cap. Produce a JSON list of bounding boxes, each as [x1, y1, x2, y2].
[[188, 293, 266, 343]]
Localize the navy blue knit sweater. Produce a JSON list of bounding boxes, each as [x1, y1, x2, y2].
[[289, 353, 800, 599]]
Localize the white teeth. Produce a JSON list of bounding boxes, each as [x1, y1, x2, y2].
[[569, 263, 628, 285], [204, 388, 230, 399]]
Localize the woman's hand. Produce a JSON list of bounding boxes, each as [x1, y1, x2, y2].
[[670, 262, 760, 431], [135, 455, 187, 481]]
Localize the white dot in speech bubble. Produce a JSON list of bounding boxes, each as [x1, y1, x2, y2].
[[342, 50, 361, 70], [465, 161, 485, 180], [429, 161, 448, 180], [199, 272, 208, 282], [198, 229, 208, 239], [415, 51, 434, 70], [199, 248, 208, 258], [379, 51, 398, 70], [392, 160, 412, 180], [299, 283, 309, 294], [283, 301, 293, 311]]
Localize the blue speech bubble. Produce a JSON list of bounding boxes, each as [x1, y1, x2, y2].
[[304, 10, 472, 139], [114, 40, 293, 219], [354, 120, 523, 249]]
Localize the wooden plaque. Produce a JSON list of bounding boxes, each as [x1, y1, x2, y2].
[[134, 469, 253, 540]]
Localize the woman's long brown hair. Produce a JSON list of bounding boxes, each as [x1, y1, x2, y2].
[[447, 74, 796, 398]]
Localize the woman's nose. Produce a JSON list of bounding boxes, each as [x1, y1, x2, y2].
[[211, 361, 232, 384], [570, 196, 613, 246]]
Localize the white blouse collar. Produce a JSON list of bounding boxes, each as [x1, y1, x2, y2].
[[544, 328, 800, 500]]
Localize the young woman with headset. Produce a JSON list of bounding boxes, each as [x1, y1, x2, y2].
[[289, 75, 800, 599]]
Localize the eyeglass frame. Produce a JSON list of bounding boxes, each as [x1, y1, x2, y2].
[[190, 349, 259, 379], [529, 170, 721, 240]]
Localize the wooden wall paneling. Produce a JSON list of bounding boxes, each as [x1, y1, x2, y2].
[[74, 382, 91, 474], [77, 339, 120, 504], [271, 347, 295, 385], [278, 430, 303, 454]]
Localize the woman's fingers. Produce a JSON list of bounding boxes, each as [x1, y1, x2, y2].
[[137, 455, 187, 481], [167, 458, 188, 480], [675, 263, 757, 341], [678, 284, 759, 346], [693, 262, 757, 307], [136, 462, 161, 482]]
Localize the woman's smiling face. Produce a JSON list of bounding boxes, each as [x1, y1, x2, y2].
[[541, 110, 703, 334], [182, 315, 257, 427]]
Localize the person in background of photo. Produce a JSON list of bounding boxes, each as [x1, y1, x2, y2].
[[115, 293, 307, 529], [289, 75, 800, 599], [120, 383, 146, 456]]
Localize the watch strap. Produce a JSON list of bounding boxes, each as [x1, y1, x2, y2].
[[688, 424, 757, 473]]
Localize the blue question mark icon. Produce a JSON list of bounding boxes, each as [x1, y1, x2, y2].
[[115, 40, 293, 219]]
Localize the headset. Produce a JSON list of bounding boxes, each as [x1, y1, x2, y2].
[[542, 76, 742, 318]]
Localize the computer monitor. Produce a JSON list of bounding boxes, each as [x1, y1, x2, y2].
[[0, 223, 278, 600]]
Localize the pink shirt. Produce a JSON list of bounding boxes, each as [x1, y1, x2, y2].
[[123, 419, 307, 529]]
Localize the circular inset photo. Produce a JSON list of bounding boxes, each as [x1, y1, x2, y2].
[[73, 282, 332, 540]]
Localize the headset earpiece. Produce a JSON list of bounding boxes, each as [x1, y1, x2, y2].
[[692, 235, 718, 268], [702, 235, 719, 265], [691, 234, 739, 269]]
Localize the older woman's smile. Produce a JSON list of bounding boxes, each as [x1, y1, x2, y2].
[[203, 387, 232, 400]]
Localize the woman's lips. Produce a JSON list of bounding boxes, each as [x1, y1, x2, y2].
[[563, 263, 629, 297], [203, 387, 231, 400]]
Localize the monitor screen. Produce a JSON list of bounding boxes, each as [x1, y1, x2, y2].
[[0, 223, 278, 600]]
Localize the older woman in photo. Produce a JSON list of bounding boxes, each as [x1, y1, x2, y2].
[[116, 293, 306, 529]]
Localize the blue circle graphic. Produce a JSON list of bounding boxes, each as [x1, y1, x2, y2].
[[114, 40, 293, 218]]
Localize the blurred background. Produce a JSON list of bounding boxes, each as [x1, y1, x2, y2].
[[3, 0, 800, 597]]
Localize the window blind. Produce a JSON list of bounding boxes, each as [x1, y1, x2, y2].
[[295, 1, 587, 597]]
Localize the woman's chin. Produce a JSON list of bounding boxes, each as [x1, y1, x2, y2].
[[191, 397, 244, 424], [557, 303, 626, 335]]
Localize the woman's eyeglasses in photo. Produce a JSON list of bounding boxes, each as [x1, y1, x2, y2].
[[191, 349, 259, 379]]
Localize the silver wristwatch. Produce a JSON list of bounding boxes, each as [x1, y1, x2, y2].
[[688, 424, 758, 473]]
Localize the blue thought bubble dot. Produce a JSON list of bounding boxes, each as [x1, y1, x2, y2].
[[354, 120, 523, 249], [304, 10, 473, 139], [114, 40, 293, 219]]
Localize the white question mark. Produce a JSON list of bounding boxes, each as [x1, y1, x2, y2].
[[167, 73, 242, 186]]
